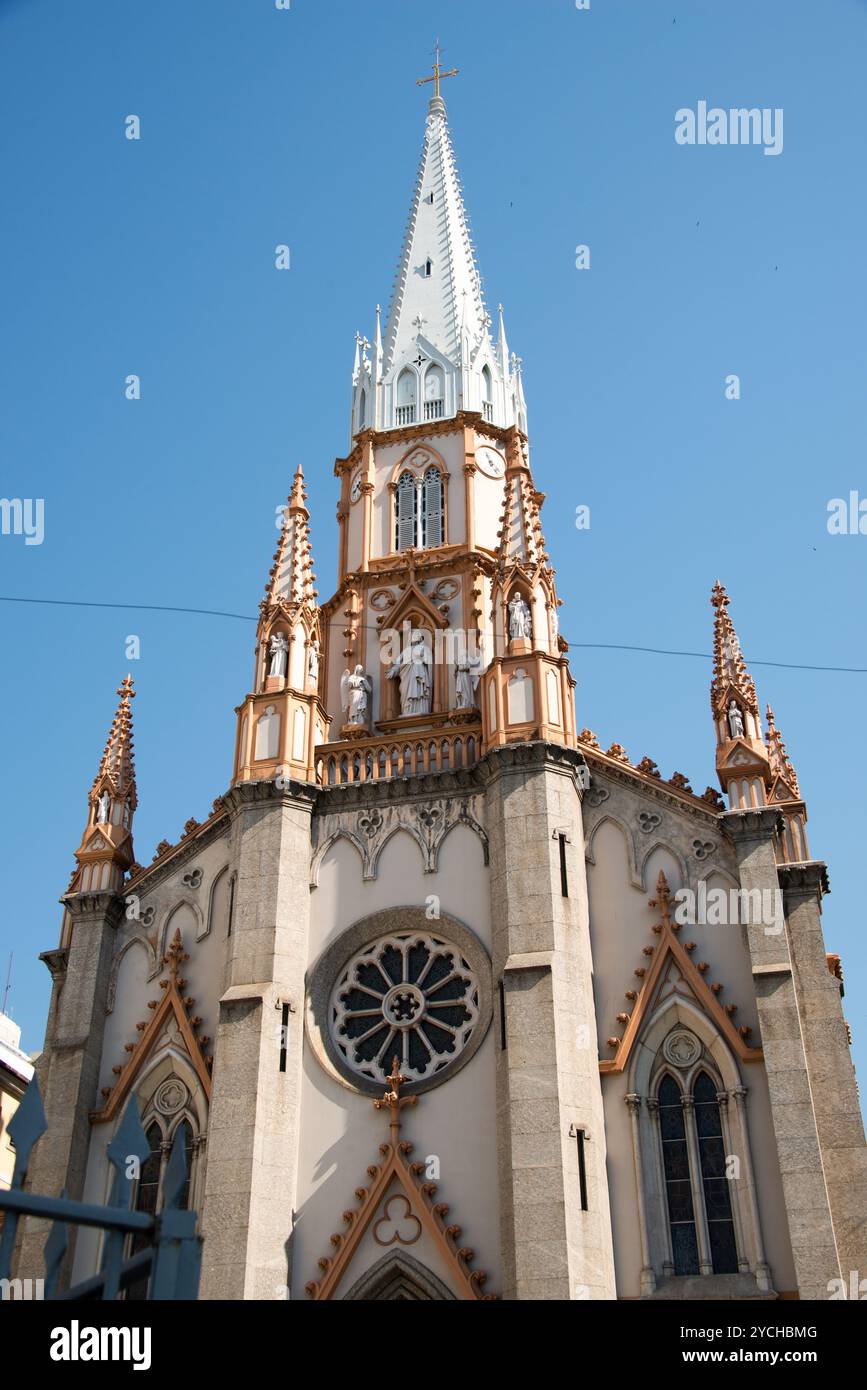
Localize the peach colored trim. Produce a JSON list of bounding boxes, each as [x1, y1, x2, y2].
[[305, 1061, 496, 1301], [91, 930, 211, 1123], [599, 871, 763, 1075]]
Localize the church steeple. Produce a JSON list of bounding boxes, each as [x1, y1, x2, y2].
[[232, 467, 330, 786], [69, 675, 138, 897], [349, 58, 525, 441], [710, 582, 771, 811], [765, 704, 801, 801], [264, 464, 317, 610]]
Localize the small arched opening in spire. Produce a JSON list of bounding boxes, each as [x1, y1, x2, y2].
[[481, 364, 493, 422], [354, 386, 367, 435], [396, 368, 417, 426], [423, 364, 444, 420]]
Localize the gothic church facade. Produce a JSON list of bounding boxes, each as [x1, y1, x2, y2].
[[18, 79, 866, 1301]]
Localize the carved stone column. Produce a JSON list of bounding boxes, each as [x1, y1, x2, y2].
[[730, 1085, 772, 1292], [680, 1095, 713, 1276], [626, 1094, 656, 1295], [199, 778, 316, 1300], [722, 807, 841, 1298], [778, 861, 867, 1280], [16, 892, 123, 1283], [485, 743, 616, 1300]]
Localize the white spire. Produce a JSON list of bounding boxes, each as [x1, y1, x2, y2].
[[349, 71, 526, 440], [383, 97, 489, 373]]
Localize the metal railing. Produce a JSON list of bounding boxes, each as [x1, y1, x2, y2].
[[0, 1077, 201, 1301]]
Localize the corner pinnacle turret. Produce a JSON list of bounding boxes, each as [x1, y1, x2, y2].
[[69, 675, 138, 896]]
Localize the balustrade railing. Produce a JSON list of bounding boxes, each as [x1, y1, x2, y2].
[[318, 727, 482, 787]]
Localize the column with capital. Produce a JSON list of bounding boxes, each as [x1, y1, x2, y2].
[[777, 862, 867, 1280], [625, 1094, 656, 1296], [722, 806, 841, 1298], [680, 1094, 713, 1276]]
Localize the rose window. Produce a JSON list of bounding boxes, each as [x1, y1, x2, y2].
[[329, 933, 480, 1085]]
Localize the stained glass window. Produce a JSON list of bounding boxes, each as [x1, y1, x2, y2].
[[694, 1071, 738, 1274], [658, 1074, 699, 1276]]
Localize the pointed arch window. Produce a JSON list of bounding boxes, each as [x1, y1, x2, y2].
[[656, 1070, 738, 1278], [126, 1121, 163, 1300], [481, 365, 494, 423], [658, 1074, 699, 1276], [395, 471, 417, 550], [396, 369, 417, 426], [694, 1071, 737, 1273], [423, 365, 444, 420], [421, 468, 443, 546], [126, 1112, 198, 1300], [394, 467, 445, 551]]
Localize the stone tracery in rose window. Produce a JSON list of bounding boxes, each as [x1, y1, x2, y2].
[[329, 933, 480, 1085]]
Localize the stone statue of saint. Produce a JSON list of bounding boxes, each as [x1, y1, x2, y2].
[[727, 700, 745, 739], [508, 594, 532, 642], [96, 791, 111, 824], [340, 666, 372, 725], [388, 629, 433, 716], [455, 657, 482, 709], [307, 639, 320, 685], [268, 632, 289, 678]]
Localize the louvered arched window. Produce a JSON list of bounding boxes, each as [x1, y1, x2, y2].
[[394, 468, 444, 551], [421, 468, 443, 547], [395, 471, 417, 551]]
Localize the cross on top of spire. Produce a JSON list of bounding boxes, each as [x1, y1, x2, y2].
[[416, 40, 459, 104]]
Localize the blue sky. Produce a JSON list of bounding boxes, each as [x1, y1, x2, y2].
[[1, 0, 865, 1094]]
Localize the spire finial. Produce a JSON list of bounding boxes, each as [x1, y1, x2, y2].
[[416, 39, 459, 109], [710, 580, 757, 715]]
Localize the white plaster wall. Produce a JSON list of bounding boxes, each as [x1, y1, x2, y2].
[[472, 459, 507, 555], [294, 821, 500, 1298], [588, 808, 798, 1296]]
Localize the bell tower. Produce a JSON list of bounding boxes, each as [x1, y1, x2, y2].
[[312, 61, 615, 1300], [317, 63, 576, 782]]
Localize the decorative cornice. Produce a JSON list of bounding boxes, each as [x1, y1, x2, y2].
[[776, 860, 830, 904], [39, 947, 69, 980], [60, 891, 127, 926], [126, 805, 232, 895], [223, 778, 318, 813], [579, 746, 722, 827], [720, 806, 784, 845]]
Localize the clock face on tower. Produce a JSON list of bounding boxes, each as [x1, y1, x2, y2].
[[476, 446, 505, 479], [349, 472, 363, 503]]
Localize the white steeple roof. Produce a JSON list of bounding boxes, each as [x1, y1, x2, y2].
[[383, 92, 491, 374], [348, 77, 526, 442]]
